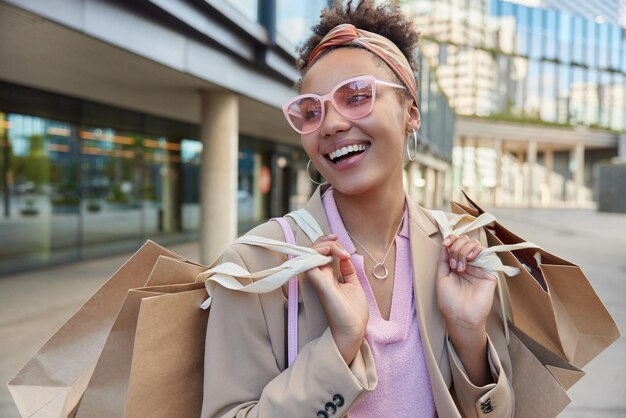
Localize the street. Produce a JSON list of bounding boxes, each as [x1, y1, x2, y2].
[[1, 207, 624, 417]]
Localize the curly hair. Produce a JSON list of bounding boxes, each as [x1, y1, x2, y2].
[[296, 0, 420, 81]]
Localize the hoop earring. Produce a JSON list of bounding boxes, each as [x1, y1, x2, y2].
[[307, 159, 326, 185], [407, 128, 418, 162]]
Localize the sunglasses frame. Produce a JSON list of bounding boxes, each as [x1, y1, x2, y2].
[[282, 75, 406, 134]]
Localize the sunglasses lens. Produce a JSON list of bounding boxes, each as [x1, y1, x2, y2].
[[284, 77, 376, 134], [334, 78, 374, 118], [286, 97, 322, 133]]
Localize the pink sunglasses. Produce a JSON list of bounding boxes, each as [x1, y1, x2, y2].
[[282, 75, 406, 134]]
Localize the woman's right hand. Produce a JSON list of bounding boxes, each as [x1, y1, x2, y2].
[[306, 235, 369, 365]]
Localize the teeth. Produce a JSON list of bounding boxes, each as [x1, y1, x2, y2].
[[327, 144, 368, 161]]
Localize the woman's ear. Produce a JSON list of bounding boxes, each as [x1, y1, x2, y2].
[[406, 102, 421, 133]]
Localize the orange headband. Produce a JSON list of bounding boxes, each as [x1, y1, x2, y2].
[[308, 23, 418, 106]]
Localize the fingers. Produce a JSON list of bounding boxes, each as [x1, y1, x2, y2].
[[463, 265, 498, 283], [339, 257, 359, 285], [311, 235, 349, 260], [442, 234, 483, 273]]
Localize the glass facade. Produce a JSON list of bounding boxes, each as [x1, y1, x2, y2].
[[276, 0, 328, 47], [406, 0, 626, 131], [0, 84, 308, 275]]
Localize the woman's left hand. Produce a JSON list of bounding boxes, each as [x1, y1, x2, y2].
[[436, 234, 498, 336], [436, 234, 499, 386]]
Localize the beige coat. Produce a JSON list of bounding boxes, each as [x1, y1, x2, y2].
[[201, 186, 514, 418]]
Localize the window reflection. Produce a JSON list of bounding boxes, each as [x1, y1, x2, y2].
[[276, 0, 327, 48]]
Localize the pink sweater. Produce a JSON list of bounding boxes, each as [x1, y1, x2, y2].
[[322, 189, 436, 418]]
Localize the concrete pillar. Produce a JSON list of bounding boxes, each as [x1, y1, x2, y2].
[[462, 137, 478, 200], [574, 142, 585, 207], [525, 140, 537, 207], [542, 148, 554, 207], [471, 139, 479, 201], [513, 150, 524, 206], [619, 133, 626, 160], [494, 139, 504, 206], [199, 90, 239, 264], [435, 169, 446, 209], [453, 136, 464, 203], [424, 166, 436, 208]]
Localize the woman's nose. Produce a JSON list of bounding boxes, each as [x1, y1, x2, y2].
[[319, 101, 351, 137]]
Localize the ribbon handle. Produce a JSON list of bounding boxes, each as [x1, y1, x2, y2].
[[429, 210, 543, 344]]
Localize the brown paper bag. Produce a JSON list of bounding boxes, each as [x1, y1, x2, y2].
[[7, 241, 185, 418], [76, 259, 208, 418], [453, 191, 620, 368], [508, 325, 574, 417]]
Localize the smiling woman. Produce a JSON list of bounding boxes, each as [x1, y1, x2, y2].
[[200, 1, 516, 417]]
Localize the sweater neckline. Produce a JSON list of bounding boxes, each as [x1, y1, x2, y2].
[[321, 188, 415, 343]]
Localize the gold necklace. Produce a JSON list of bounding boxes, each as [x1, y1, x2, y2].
[[347, 216, 404, 280]]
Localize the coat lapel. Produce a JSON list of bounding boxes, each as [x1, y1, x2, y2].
[[406, 196, 457, 405], [296, 185, 332, 343], [293, 188, 454, 409]]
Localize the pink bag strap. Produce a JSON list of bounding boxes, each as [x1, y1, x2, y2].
[[272, 217, 299, 367]]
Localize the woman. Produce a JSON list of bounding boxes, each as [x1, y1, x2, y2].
[[201, 1, 514, 417]]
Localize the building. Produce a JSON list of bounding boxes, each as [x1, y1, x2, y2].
[[404, 0, 624, 207], [0, 0, 455, 275]]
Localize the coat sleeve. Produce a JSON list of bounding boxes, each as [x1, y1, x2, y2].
[[447, 335, 514, 418], [200, 231, 377, 418], [445, 217, 515, 418]]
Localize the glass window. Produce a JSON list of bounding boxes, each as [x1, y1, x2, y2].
[[181, 139, 201, 232], [599, 71, 612, 128], [585, 68, 599, 125], [570, 66, 585, 124], [610, 25, 621, 69], [544, 10, 557, 59], [623, 33, 626, 73], [80, 127, 143, 246], [583, 20, 595, 68], [557, 64, 572, 124], [540, 62, 557, 122], [571, 17, 583, 64], [0, 114, 80, 271], [614, 73, 625, 131], [141, 135, 181, 237], [525, 60, 541, 118], [501, 0, 513, 16], [516, 5, 529, 56], [513, 56, 528, 115], [529, 8, 544, 59], [597, 23, 609, 69], [558, 12, 571, 64], [276, 0, 327, 49]]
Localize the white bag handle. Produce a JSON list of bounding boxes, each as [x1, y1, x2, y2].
[[429, 209, 543, 343], [286, 209, 324, 243], [197, 210, 328, 310]]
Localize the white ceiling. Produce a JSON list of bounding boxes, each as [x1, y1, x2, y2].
[[0, 1, 300, 145]]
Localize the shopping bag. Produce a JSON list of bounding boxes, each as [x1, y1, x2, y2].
[[452, 191, 620, 369], [76, 279, 208, 418], [508, 325, 574, 417], [7, 241, 186, 418]]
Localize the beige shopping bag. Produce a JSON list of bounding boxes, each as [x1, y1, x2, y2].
[[7, 241, 188, 418], [508, 324, 574, 417], [453, 191, 620, 369], [76, 278, 208, 418]]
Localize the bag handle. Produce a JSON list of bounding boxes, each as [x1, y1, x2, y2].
[[429, 209, 543, 343], [273, 217, 299, 368]]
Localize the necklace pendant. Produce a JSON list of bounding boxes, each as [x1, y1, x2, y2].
[[373, 263, 389, 280]]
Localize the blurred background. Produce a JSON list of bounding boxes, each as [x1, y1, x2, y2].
[[0, 0, 624, 417]]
